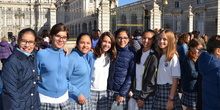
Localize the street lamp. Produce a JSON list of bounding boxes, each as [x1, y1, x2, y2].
[[162, 0, 168, 28]]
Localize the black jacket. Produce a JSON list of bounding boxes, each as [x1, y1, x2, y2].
[[132, 49, 159, 101], [1, 49, 40, 110]]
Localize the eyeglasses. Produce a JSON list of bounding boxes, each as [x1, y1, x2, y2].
[[20, 39, 35, 46], [116, 37, 129, 40], [53, 35, 68, 41]]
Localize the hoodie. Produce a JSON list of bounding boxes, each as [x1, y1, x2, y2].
[[0, 41, 13, 59]]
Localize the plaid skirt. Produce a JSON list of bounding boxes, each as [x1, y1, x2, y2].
[[90, 90, 108, 110], [133, 90, 154, 110], [152, 84, 182, 110], [70, 98, 91, 110], [41, 99, 71, 110], [107, 90, 128, 110], [181, 91, 197, 109]]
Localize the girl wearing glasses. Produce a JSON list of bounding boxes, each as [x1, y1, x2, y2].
[[1, 28, 41, 109], [87, 32, 117, 110], [36, 23, 71, 110], [107, 28, 136, 110]]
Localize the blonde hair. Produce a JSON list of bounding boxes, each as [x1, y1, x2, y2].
[[158, 29, 178, 62], [1, 37, 8, 41]]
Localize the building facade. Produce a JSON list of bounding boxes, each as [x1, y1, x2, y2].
[[0, 0, 57, 39], [56, 0, 118, 38], [112, 0, 220, 36]]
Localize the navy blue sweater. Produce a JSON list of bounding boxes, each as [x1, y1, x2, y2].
[[181, 57, 198, 92]]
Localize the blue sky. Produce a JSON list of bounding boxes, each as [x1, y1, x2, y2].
[[118, 0, 140, 6]]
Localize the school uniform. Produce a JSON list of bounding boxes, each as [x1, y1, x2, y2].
[[152, 54, 182, 110]]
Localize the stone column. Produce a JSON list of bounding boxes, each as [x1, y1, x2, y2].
[[218, 0, 220, 35], [150, 0, 161, 29], [49, 4, 57, 28], [188, 5, 193, 33], [98, 0, 110, 32]]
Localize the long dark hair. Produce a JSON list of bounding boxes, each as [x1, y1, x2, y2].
[[93, 32, 117, 61]]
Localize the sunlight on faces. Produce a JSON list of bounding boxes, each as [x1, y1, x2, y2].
[[78, 35, 92, 54], [190, 45, 203, 58], [101, 35, 111, 53], [18, 32, 35, 54], [116, 31, 129, 48], [142, 32, 154, 51], [158, 32, 168, 51], [51, 31, 67, 49]]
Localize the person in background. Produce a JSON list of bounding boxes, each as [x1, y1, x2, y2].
[[10, 36, 17, 47], [181, 39, 203, 110], [198, 35, 220, 110], [129, 29, 159, 110], [1, 28, 40, 109], [67, 33, 92, 110], [152, 29, 182, 110], [88, 32, 117, 110], [91, 29, 101, 49], [131, 29, 142, 52], [177, 33, 190, 64], [107, 28, 136, 110], [37, 23, 71, 110], [0, 37, 13, 65]]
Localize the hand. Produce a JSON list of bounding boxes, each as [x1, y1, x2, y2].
[[137, 99, 144, 107], [166, 101, 174, 110], [78, 95, 86, 105], [128, 90, 133, 98], [63, 46, 70, 56], [116, 95, 124, 103]]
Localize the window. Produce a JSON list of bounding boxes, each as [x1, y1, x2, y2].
[[90, 0, 93, 3], [197, 0, 204, 4], [175, 1, 180, 8]]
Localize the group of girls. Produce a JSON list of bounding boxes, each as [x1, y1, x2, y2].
[[2, 21, 212, 110]]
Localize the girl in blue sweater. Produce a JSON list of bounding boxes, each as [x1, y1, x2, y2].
[[67, 33, 92, 110], [37, 23, 71, 110]]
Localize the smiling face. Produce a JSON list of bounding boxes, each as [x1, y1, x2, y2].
[[51, 31, 67, 49], [101, 35, 111, 53], [158, 32, 168, 53], [142, 32, 155, 52], [18, 32, 36, 54], [77, 35, 92, 54], [116, 31, 129, 48]]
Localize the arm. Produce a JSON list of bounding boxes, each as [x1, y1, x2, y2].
[[139, 55, 158, 101], [166, 78, 179, 110], [183, 59, 198, 79], [67, 56, 86, 104], [118, 53, 136, 98], [2, 62, 22, 110]]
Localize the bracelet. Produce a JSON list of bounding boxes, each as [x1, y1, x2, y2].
[[168, 97, 174, 101]]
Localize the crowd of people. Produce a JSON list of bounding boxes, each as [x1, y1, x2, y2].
[[0, 23, 219, 110]]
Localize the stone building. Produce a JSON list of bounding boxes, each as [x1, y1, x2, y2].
[[112, 0, 220, 36], [56, 0, 118, 38], [0, 0, 57, 39]]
